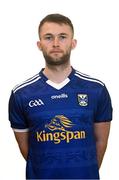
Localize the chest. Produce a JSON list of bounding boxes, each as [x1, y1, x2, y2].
[[22, 88, 98, 131]]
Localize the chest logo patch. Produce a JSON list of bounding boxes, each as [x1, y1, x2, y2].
[[29, 99, 44, 107], [36, 115, 86, 144], [78, 94, 88, 106], [45, 115, 74, 132]]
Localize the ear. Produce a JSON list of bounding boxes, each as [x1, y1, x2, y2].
[[37, 41, 42, 51], [71, 39, 77, 49]]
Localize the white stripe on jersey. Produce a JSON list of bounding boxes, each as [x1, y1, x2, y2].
[[13, 76, 41, 93], [75, 70, 90, 77], [13, 128, 29, 132], [13, 73, 40, 91], [75, 73, 104, 86]]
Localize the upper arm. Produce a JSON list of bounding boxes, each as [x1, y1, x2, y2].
[[94, 122, 111, 144], [9, 90, 30, 160], [9, 91, 29, 131], [94, 121, 111, 168], [14, 131, 29, 146], [95, 85, 113, 123], [14, 131, 29, 160]]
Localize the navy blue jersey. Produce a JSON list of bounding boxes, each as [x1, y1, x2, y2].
[[9, 68, 112, 179]]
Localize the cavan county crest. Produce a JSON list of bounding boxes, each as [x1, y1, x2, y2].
[[78, 94, 88, 106]]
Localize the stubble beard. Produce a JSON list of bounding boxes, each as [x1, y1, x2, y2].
[[42, 50, 71, 66]]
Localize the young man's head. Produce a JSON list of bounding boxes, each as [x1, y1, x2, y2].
[[38, 13, 74, 39], [37, 14, 77, 66]]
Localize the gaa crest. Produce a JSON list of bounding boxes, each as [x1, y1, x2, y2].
[[78, 94, 88, 106]]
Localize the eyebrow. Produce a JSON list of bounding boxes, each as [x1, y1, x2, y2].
[[43, 33, 68, 37]]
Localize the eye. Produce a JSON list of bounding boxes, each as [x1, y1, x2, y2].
[[44, 36, 53, 41], [59, 35, 67, 41]]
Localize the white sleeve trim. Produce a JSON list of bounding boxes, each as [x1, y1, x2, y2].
[[13, 128, 29, 132]]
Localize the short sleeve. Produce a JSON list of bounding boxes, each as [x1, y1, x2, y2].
[[94, 85, 113, 122], [8, 91, 29, 131]]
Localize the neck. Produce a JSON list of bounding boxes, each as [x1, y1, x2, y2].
[[43, 64, 72, 83]]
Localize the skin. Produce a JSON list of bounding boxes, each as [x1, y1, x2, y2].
[[94, 122, 111, 168], [14, 22, 111, 169], [14, 131, 29, 160], [37, 22, 77, 83]]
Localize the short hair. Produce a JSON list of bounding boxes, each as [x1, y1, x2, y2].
[[38, 13, 74, 38]]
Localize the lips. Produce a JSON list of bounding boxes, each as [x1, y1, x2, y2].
[[50, 50, 63, 53]]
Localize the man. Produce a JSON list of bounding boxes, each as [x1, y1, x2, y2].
[[9, 13, 112, 179]]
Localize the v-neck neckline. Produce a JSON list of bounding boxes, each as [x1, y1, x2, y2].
[[46, 78, 70, 90], [39, 67, 75, 90]]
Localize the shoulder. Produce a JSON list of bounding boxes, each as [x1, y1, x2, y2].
[[12, 73, 41, 94], [74, 70, 105, 88]]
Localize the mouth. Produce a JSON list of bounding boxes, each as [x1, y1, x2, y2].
[[50, 50, 63, 54]]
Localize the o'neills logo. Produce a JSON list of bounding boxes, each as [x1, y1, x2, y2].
[[51, 93, 68, 99], [36, 115, 86, 144]]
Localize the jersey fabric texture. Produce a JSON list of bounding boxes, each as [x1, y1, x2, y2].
[[9, 68, 112, 179]]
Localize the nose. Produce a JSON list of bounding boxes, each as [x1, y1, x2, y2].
[[52, 37, 60, 47]]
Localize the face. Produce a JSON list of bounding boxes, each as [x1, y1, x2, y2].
[[37, 22, 77, 66]]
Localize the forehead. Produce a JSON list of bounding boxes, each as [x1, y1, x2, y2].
[[40, 22, 73, 36]]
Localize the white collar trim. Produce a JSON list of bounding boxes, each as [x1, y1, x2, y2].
[[46, 78, 70, 90]]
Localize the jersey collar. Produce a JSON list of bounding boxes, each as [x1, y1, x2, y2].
[[39, 67, 75, 90]]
